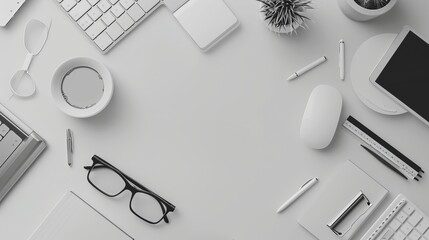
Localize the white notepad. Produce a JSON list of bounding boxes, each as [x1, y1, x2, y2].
[[298, 160, 388, 240], [28, 191, 133, 240], [172, 0, 239, 51]]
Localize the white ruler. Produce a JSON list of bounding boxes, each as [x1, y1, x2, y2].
[[343, 117, 419, 180]]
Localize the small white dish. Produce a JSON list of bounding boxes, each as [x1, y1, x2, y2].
[[51, 57, 114, 118]]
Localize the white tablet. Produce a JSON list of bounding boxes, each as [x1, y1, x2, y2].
[[370, 26, 429, 126]]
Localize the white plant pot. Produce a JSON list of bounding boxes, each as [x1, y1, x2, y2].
[[259, 2, 304, 34], [338, 0, 398, 21]]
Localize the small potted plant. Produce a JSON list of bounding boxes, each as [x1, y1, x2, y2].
[[338, 0, 398, 21], [257, 0, 313, 34]]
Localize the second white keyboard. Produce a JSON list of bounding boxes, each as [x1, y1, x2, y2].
[[56, 0, 162, 53], [361, 194, 429, 240]]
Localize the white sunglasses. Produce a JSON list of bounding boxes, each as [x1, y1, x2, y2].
[[9, 19, 51, 98]]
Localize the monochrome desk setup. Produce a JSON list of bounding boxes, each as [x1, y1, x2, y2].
[[1, 0, 429, 239]]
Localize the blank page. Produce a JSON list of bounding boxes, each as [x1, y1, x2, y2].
[[28, 192, 133, 240]]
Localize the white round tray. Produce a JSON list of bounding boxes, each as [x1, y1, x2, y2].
[[351, 33, 407, 115]]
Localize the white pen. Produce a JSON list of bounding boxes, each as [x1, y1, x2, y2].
[[276, 177, 318, 213], [287, 56, 327, 81], [339, 39, 345, 80]]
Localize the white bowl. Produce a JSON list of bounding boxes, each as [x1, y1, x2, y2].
[[51, 57, 114, 118]]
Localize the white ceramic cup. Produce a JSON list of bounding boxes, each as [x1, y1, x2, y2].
[[51, 57, 114, 118]]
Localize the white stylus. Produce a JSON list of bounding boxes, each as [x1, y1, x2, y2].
[[276, 177, 318, 213], [339, 39, 345, 80], [287, 57, 327, 81]]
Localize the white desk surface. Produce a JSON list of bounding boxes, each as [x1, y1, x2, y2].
[[1, 0, 429, 239]]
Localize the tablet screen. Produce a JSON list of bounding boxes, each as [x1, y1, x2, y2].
[[375, 31, 429, 122]]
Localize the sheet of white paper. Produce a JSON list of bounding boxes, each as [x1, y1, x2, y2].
[[28, 192, 133, 240]]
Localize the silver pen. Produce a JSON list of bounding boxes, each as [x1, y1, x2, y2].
[[66, 129, 73, 167]]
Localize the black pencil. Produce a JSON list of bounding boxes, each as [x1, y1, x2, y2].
[[361, 144, 408, 180]]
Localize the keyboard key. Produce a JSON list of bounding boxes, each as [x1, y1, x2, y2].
[[88, 0, 100, 5], [381, 228, 395, 240], [0, 124, 9, 136], [106, 22, 124, 40], [97, 0, 111, 12], [397, 211, 409, 223], [401, 222, 413, 235], [94, 32, 113, 50], [408, 212, 423, 226], [101, 11, 115, 26], [404, 204, 415, 215], [392, 231, 406, 240], [86, 19, 106, 39], [137, 0, 159, 12], [117, 13, 134, 30], [88, 6, 103, 20], [408, 230, 422, 240], [127, 4, 145, 22], [69, 0, 91, 20], [416, 219, 429, 233], [363, 196, 429, 240], [120, 0, 134, 9], [390, 219, 402, 231], [61, 0, 77, 11], [111, 2, 124, 17], [77, 14, 94, 30], [0, 131, 23, 167], [56, 0, 157, 53]]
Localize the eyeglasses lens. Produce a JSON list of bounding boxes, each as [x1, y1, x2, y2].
[[10, 70, 36, 97], [131, 191, 166, 222], [88, 166, 126, 196]]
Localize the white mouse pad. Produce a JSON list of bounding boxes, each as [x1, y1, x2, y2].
[[172, 0, 239, 51]]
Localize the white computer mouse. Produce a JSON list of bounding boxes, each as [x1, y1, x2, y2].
[[300, 85, 343, 149]]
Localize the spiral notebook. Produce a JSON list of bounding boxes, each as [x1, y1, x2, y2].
[[298, 160, 388, 240], [28, 191, 133, 240]]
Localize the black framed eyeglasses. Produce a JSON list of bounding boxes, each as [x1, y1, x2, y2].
[[84, 155, 176, 224]]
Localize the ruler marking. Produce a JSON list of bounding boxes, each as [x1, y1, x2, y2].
[[343, 118, 417, 179]]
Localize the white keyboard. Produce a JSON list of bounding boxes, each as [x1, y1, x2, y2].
[[0, 120, 23, 167], [55, 0, 162, 53], [361, 194, 429, 240]]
